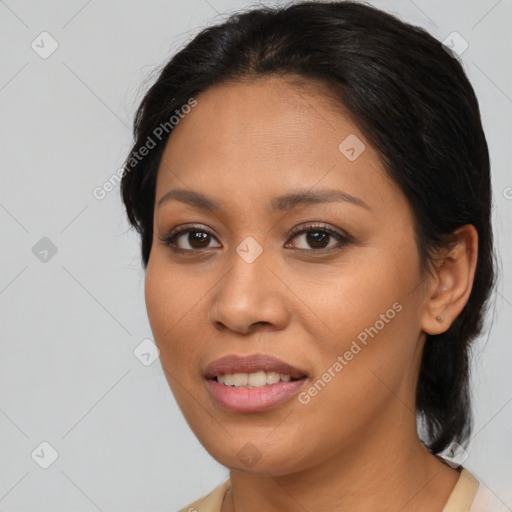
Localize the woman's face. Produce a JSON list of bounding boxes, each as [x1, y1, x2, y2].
[[145, 76, 431, 475]]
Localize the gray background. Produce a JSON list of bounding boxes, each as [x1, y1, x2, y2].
[[0, 0, 510, 510]]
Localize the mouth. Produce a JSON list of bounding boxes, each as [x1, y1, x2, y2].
[[204, 353, 308, 382], [214, 371, 304, 388], [204, 353, 308, 412]]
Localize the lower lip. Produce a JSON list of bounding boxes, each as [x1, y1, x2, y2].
[[207, 377, 307, 413]]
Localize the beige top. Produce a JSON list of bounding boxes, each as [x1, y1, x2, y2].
[[176, 468, 484, 512]]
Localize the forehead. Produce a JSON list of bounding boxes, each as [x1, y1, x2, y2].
[[167, 76, 354, 153], [155, 76, 399, 216]]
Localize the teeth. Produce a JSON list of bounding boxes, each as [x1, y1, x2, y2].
[[216, 371, 297, 388], [233, 373, 248, 386], [248, 371, 267, 387]]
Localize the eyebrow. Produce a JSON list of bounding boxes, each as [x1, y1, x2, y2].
[[157, 188, 370, 212]]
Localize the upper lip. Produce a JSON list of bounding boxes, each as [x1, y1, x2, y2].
[[204, 354, 308, 380]]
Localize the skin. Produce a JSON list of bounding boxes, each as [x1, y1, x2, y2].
[[144, 76, 478, 512]]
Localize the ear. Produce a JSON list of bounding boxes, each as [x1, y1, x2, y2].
[[421, 224, 478, 335]]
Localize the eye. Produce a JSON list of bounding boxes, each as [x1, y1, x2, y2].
[[158, 222, 350, 254], [159, 224, 221, 252], [285, 223, 350, 252]]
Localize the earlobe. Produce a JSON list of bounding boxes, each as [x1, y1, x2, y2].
[[421, 225, 478, 335]]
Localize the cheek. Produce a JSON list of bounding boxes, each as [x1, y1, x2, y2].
[[303, 238, 418, 350], [295, 243, 422, 417], [144, 255, 194, 363], [287, 304, 420, 466], [144, 260, 171, 342], [144, 258, 205, 415]]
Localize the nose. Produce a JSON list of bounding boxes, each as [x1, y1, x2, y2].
[[209, 244, 291, 335]]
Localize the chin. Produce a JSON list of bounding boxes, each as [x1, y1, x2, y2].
[[198, 433, 308, 476]]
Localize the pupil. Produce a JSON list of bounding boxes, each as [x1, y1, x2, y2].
[[190, 231, 210, 248], [307, 231, 328, 248]]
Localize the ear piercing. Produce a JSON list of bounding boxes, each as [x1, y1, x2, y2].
[[436, 315, 444, 322]]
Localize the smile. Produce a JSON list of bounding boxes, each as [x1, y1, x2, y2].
[[216, 370, 299, 388]]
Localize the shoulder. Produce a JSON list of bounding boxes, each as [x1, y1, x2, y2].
[[176, 479, 231, 512], [442, 468, 479, 512], [444, 467, 510, 512], [468, 473, 510, 512]]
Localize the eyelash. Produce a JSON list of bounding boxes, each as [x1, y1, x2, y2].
[[158, 222, 351, 255]]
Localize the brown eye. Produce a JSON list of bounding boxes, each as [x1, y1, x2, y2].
[[159, 222, 350, 254], [182, 231, 212, 249], [304, 230, 331, 249], [160, 226, 221, 251], [286, 224, 350, 252]]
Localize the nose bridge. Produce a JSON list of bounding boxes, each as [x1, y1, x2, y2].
[[231, 234, 267, 296], [221, 234, 269, 312], [210, 234, 288, 332]]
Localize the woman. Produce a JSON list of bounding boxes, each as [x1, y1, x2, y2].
[[120, 1, 500, 510]]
